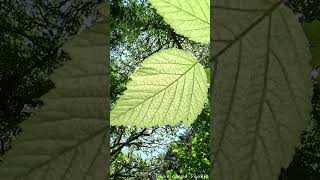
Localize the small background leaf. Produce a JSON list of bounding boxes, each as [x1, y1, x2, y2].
[[149, 0, 210, 44], [205, 68, 210, 83], [111, 48, 208, 127], [211, 1, 312, 180], [302, 20, 320, 68], [0, 5, 108, 180]]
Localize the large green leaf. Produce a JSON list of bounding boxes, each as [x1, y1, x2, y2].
[[111, 48, 208, 127], [0, 8, 108, 180], [149, 0, 210, 44], [211, 1, 312, 180], [302, 20, 320, 68]]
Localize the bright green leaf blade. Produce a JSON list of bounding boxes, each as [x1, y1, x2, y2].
[[302, 20, 320, 67], [149, 0, 210, 44], [111, 48, 208, 127], [211, 1, 312, 180], [0, 11, 108, 180]]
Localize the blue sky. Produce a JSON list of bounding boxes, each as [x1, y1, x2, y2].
[[123, 127, 188, 160]]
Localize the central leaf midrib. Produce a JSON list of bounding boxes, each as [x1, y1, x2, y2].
[[113, 61, 199, 119], [213, 0, 283, 60]]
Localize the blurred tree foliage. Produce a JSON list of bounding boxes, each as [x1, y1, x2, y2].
[[156, 106, 210, 179], [0, 0, 101, 157], [277, 1, 320, 180], [278, 81, 320, 180], [287, 0, 320, 22]]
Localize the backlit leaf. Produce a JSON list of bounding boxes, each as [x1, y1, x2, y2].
[[111, 48, 208, 127], [149, 0, 210, 44]]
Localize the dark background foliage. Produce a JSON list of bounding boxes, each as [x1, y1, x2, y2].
[[287, 0, 320, 22], [0, 0, 102, 157], [277, 1, 320, 179]]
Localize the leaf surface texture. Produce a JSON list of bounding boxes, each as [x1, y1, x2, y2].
[[149, 0, 210, 44], [0, 11, 108, 180], [211, 1, 312, 180], [111, 48, 208, 127]]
